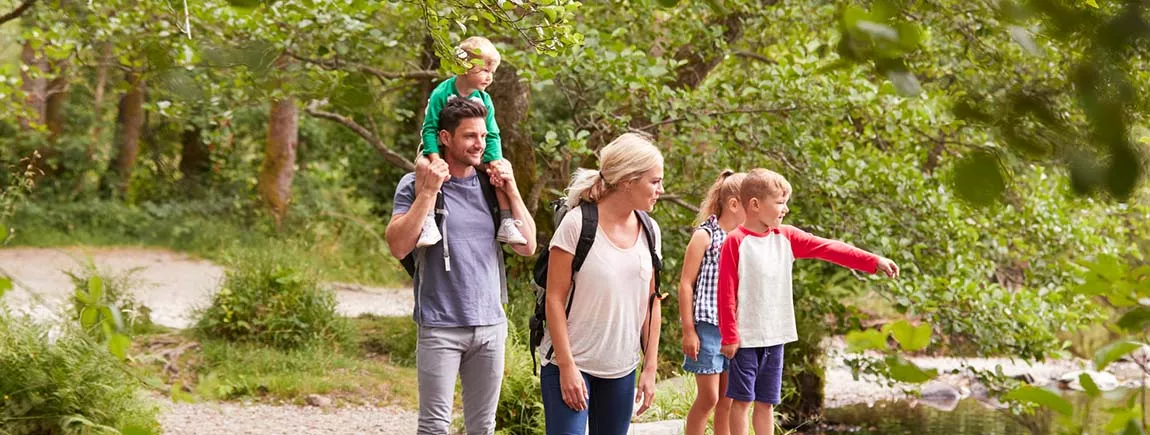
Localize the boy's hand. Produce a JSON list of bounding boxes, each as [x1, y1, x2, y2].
[[487, 160, 517, 192], [877, 257, 900, 278], [720, 342, 738, 359]]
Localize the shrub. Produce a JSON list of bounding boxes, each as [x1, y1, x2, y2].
[[195, 250, 352, 350], [495, 327, 546, 435], [0, 311, 160, 434], [66, 261, 156, 338]]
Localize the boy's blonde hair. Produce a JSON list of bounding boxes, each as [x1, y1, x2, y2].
[[565, 133, 664, 208], [739, 168, 792, 206], [696, 169, 746, 224], [458, 36, 501, 69]]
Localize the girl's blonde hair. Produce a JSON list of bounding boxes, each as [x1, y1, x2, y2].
[[565, 133, 663, 208], [696, 169, 746, 224]]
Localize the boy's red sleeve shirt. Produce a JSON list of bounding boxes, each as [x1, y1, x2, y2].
[[716, 229, 743, 346], [780, 225, 880, 273]]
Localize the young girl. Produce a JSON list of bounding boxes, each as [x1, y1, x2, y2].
[[679, 170, 746, 435]]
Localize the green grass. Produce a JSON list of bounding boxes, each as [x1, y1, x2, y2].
[[8, 198, 411, 288], [133, 314, 420, 409]]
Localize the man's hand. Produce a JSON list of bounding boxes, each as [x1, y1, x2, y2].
[[416, 157, 449, 197], [720, 342, 738, 359], [877, 257, 900, 278]]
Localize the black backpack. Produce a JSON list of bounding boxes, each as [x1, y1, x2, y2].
[[528, 200, 664, 373], [400, 170, 500, 278]]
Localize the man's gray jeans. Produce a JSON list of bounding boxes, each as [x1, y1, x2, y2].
[[416, 322, 507, 435]]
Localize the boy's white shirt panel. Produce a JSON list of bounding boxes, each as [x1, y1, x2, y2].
[[735, 233, 798, 347]]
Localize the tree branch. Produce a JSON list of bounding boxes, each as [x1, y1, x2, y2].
[[634, 106, 799, 132], [287, 52, 439, 82], [0, 0, 35, 26], [735, 50, 777, 64], [659, 194, 700, 213], [303, 100, 415, 171]]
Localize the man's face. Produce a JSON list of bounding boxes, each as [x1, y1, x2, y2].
[[441, 117, 487, 168]]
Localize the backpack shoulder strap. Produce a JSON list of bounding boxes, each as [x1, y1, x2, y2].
[[635, 211, 662, 292], [476, 170, 500, 229], [571, 202, 598, 273]]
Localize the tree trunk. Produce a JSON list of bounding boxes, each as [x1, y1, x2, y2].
[[104, 74, 146, 197], [487, 63, 536, 213], [179, 125, 209, 187], [259, 94, 298, 230], [88, 42, 112, 153], [18, 40, 47, 130], [44, 68, 69, 139]]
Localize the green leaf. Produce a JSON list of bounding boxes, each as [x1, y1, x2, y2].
[[656, 0, 680, 7], [1079, 372, 1101, 397], [88, 276, 104, 303], [1118, 308, 1150, 332], [0, 277, 11, 299], [886, 355, 937, 383], [1004, 386, 1073, 416], [1095, 340, 1143, 370], [845, 329, 888, 352], [108, 334, 131, 360], [886, 320, 932, 351], [80, 307, 99, 329], [953, 150, 1006, 206], [1084, 0, 1100, 8]]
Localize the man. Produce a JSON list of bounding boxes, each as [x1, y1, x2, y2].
[[386, 97, 538, 434]]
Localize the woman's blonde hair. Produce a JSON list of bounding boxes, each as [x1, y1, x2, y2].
[[696, 169, 746, 224], [565, 133, 664, 208]]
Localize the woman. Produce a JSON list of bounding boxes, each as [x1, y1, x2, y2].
[[538, 132, 666, 434]]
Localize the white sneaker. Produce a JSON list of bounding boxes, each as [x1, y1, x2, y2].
[[416, 213, 441, 248], [496, 218, 528, 245]]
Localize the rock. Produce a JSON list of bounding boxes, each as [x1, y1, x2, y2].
[[305, 394, 333, 408], [917, 381, 965, 412], [1057, 370, 1119, 392]]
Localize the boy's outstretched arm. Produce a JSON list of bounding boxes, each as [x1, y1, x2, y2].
[[716, 235, 741, 358], [781, 226, 899, 277]]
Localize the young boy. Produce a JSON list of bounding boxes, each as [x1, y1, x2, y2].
[[716, 168, 899, 435], [416, 36, 527, 247]]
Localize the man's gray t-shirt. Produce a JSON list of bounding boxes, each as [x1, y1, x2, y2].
[[392, 171, 507, 327]]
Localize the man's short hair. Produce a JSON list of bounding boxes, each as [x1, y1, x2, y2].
[[438, 98, 488, 134]]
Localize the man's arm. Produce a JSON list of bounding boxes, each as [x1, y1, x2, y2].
[[488, 160, 535, 256], [385, 159, 448, 259]]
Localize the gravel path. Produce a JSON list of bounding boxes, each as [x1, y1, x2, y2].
[[0, 247, 413, 328], [159, 400, 419, 434]]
